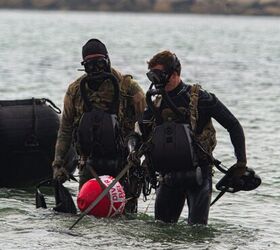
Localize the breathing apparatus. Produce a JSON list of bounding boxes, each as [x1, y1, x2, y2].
[[146, 53, 181, 89], [145, 54, 184, 123], [145, 54, 203, 186], [81, 38, 111, 76], [79, 39, 120, 113], [80, 71, 120, 115], [80, 56, 119, 114], [80, 38, 116, 93]]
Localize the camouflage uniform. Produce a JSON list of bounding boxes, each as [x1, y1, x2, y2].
[[53, 68, 146, 194]]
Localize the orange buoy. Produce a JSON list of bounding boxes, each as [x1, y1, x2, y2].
[[77, 175, 126, 217]]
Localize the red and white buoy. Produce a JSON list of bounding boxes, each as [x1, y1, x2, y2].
[[77, 175, 126, 218]]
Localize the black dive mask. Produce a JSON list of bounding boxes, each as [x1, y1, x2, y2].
[[146, 69, 170, 89], [81, 57, 110, 75]]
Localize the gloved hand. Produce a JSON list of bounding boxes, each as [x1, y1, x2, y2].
[[127, 150, 140, 166], [52, 162, 69, 183], [230, 161, 247, 178]]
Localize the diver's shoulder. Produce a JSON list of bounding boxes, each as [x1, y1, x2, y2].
[[111, 67, 123, 82], [197, 85, 218, 107], [66, 74, 86, 96], [112, 67, 143, 95]]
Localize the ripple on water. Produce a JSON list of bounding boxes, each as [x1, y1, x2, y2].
[[0, 10, 280, 250]]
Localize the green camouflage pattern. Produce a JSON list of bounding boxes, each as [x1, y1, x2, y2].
[[157, 84, 216, 159], [161, 107, 189, 122], [190, 84, 217, 156], [53, 68, 146, 165], [195, 119, 217, 155]]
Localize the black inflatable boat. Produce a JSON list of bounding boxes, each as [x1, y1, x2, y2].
[[0, 98, 76, 187]]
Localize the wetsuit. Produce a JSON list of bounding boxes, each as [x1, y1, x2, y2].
[[139, 81, 246, 224]]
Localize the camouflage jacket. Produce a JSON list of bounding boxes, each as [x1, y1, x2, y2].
[[53, 68, 146, 165]]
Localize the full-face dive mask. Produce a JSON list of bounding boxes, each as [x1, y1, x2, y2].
[[81, 56, 110, 75]]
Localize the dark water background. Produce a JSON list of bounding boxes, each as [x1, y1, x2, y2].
[[0, 10, 279, 250]]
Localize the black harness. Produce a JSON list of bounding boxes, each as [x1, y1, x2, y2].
[[76, 73, 123, 161], [146, 88, 199, 176]]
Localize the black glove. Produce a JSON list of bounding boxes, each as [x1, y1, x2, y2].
[[127, 150, 140, 166], [227, 161, 247, 189], [230, 161, 247, 178], [52, 162, 69, 183]]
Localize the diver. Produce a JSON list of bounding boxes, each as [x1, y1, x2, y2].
[[52, 39, 146, 213], [129, 50, 247, 224]]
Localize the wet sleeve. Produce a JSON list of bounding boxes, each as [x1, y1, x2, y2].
[[53, 87, 75, 165], [206, 93, 247, 163]]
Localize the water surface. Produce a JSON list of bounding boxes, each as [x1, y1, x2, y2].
[[0, 10, 279, 250]]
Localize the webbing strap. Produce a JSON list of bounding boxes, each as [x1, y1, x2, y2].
[[189, 84, 201, 132]]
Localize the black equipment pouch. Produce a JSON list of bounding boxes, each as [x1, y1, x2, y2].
[[150, 121, 197, 172], [76, 108, 120, 158]]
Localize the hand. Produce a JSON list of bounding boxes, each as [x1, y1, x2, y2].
[[52, 163, 69, 183], [127, 150, 140, 166], [231, 161, 247, 178]]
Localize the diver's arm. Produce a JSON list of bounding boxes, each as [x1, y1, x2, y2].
[[53, 87, 75, 166], [204, 94, 246, 164]]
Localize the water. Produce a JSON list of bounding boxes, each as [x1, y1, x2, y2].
[[0, 9, 280, 249]]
